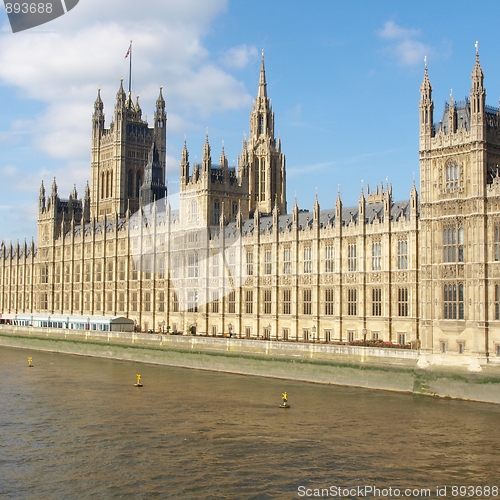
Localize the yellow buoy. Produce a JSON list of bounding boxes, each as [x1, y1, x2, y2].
[[134, 374, 143, 387], [280, 391, 290, 408], [28, 357, 33, 367]]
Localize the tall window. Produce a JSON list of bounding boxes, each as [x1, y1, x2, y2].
[[347, 243, 356, 272], [397, 288, 408, 317], [127, 170, 133, 197], [303, 289, 312, 315], [213, 200, 220, 225], [444, 283, 464, 320], [325, 289, 334, 316], [74, 264, 80, 282], [446, 161, 459, 190], [107, 262, 114, 281], [135, 171, 142, 198], [283, 248, 292, 274], [228, 250, 236, 276], [347, 289, 357, 315], [495, 225, 500, 261], [372, 288, 382, 316], [211, 291, 219, 313], [95, 293, 101, 312], [188, 291, 198, 313], [211, 253, 219, 277], [303, 246, 312, 273], [228, 291, 236, 314], [264, 249, 272, 275], [246, 250, 254, 276], [260, 160, 266, 201], [496, 285, 500, 320], [172, 292, 179, 313], [158, 292, 165, 312], [259, 115, 264, 134], [372, 242, 382, 271], [283, 289, 291, 315], [443, 225, 464, 263], [106, 292, 113, 312], [144, 292, 151, 312], [190, 201, 198, 222], [245, 290, 253, 314], [325, 245, 334, 273], [41, 265, 49, 284], [254, 159, 259, 201], [397, 240, 408, 270], [188, 253, 199, 278], [264, 289, 272, 314]]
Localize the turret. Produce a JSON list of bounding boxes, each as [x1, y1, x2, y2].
[[92, 88, 105, 135], [358, 185, 365, 226], [202, 132, 211, 174], [114, 78, 126, 123], [410, 179, 418, 222], [50, 177, 58, 202], [180, 139, 190, 184], [419, 58, 434, 149], [154, 86, 166, 130], [39, 180, 46, 212], [335, 187, 342, 220], [470, 42, 485, 140], [219, 144, 228, 171], [448, 90, 456, 134], [135, 95, 142, 119], [83, 181, 91, 223]]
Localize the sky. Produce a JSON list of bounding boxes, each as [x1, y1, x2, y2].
[[1, 0, 500, 242]]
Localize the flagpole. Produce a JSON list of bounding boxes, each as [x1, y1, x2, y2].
[[128, 40, 132, 94]]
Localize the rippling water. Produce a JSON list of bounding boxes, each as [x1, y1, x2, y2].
[[1, 345, 500, 499]]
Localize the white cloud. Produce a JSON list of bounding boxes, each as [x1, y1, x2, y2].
[[221, 45, 258, 69], [377, 20, 432, 67], [2, 165, 18, 176], [378, 21, 420, 40]]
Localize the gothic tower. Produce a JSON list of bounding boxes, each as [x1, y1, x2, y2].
[[90, 82, 166, 219], [419, 47, 500, 360], [243, 51, 286, 216]]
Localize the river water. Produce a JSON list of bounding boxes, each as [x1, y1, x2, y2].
[[1, 345, 500, 499]]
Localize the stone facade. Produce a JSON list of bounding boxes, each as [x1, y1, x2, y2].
[[2, 51, 500, 363]]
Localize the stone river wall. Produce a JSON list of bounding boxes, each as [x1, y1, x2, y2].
[[1, 326, 499, 404]]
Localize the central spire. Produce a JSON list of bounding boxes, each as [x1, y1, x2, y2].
[[258, 49, 267, 99]]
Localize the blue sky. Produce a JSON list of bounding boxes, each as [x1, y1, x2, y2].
[[0, 0, 499, 242]]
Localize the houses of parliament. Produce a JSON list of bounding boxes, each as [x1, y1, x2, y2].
[[2, 49, 500, 364]]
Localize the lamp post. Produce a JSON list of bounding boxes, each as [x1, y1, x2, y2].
[[312, 325, 316, 343], [228, 322, 233, 338], [160, 320, 165, 334], [267, 323, 271, 341]]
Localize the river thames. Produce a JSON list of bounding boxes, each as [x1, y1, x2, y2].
[[1, 345, 500, 499]]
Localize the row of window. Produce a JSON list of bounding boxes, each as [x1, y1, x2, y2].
[[36, 287, 412, 318], [30, 282, 500, 322]]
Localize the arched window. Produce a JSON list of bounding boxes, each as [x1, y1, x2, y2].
[[445, 161, 459, 190], [136, 171, 142, 198], [127, 170, 133, 197], [259, 115, 264, 134], [254, 159, 259, 201]]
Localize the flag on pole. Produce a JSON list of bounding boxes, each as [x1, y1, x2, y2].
[[125, 42, 132, 59]]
